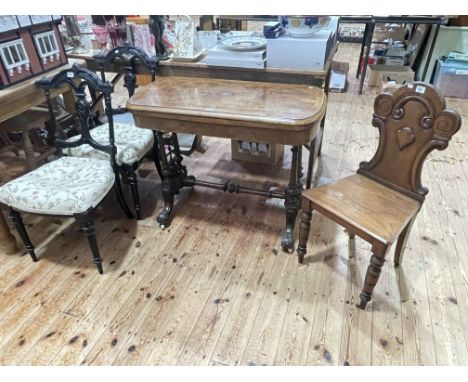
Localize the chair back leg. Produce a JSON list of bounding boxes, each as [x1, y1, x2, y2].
[[394, 214, 417, 266], [8, 208, 37, 262], [126, 168, 142, 220], [75, 212, 104, 274], [113, 172, 134, 219]]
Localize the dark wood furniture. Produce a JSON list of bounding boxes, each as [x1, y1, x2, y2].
[[357, 16, 443, 95], [68, 44, 160, 220], [297, 82, 461, 309], [0, 64, 133, 274], [0, 60, 81, 255], [127, 76, 326, 251]]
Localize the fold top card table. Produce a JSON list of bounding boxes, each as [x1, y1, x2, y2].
[[127, 76, 326, 251]]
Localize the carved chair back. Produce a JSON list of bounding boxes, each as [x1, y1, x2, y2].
[[358, 82, 461, 201], [94, 43, 158, 98], [36, 63, 119, 170]]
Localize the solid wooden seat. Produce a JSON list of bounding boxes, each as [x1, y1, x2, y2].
[[297, 82, 462, 310], [302, 174, 421, 245]]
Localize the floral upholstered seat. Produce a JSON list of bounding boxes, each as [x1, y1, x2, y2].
[[0, 156, 115, 215], [64, 122, 154, 166]]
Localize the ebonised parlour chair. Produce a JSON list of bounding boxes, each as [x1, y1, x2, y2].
[[297, 83, 461, 309], [0, 64, 133, 274], [64, 43, 161, 220]]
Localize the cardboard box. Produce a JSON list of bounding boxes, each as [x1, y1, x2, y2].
[[367, 64, 414, 88], [266, 29, 335, 70], [231, 140, 284, 165], [384, 56, 406, 66], [329, 61, 349, 93], [433, 58, 468, 99]]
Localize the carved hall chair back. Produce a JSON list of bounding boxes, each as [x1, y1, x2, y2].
[[297, 82, 461, 310], [358, 82, 461, 201], [0, 64, 133, 275]]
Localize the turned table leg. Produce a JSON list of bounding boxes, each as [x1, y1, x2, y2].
[[281, 145, 302, 253]]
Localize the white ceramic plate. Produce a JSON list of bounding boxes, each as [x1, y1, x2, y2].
[[220, 36, 266, 51]]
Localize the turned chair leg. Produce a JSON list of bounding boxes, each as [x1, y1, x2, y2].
[[8, 208, 37, 262], [126, 168, 141, 220], [394, 215, 417, 267], [75, 213, 103, 274], [358, 243, 390, 309], [297, 201, 313, 264]]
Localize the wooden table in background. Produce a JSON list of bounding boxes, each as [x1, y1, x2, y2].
[[127, 76, 326, 251], [0, 60, 82, 254]]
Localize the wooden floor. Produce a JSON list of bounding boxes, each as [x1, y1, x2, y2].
[[1, 43, 468, 366]]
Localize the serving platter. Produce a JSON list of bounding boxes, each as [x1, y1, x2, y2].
[[220, 36, 266, 51]]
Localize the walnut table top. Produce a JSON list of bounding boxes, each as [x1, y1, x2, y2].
[[127, 76, 326, 145]]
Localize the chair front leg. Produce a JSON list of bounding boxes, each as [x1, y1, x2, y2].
[[358, 242, 390, 310], [8, 208, 37, 262], [75, 211, 103, 274], [297, 200, 313, 264]]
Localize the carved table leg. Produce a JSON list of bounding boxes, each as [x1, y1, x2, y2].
[[281, 145, 302, 253], [156, 132, 193, 229], [358, 242, 390, 309]]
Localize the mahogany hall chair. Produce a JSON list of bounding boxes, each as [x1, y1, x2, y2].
[[61, 43, 161, 220], [0, 64, 133, 274], [296, 82, 461, 309]]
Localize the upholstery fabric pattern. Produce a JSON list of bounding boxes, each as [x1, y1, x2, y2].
[[64, 122, 154, 166], [0, 157, 115, 215]]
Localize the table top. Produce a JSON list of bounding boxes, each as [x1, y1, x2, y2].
[[127, 76, 326, 127]]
